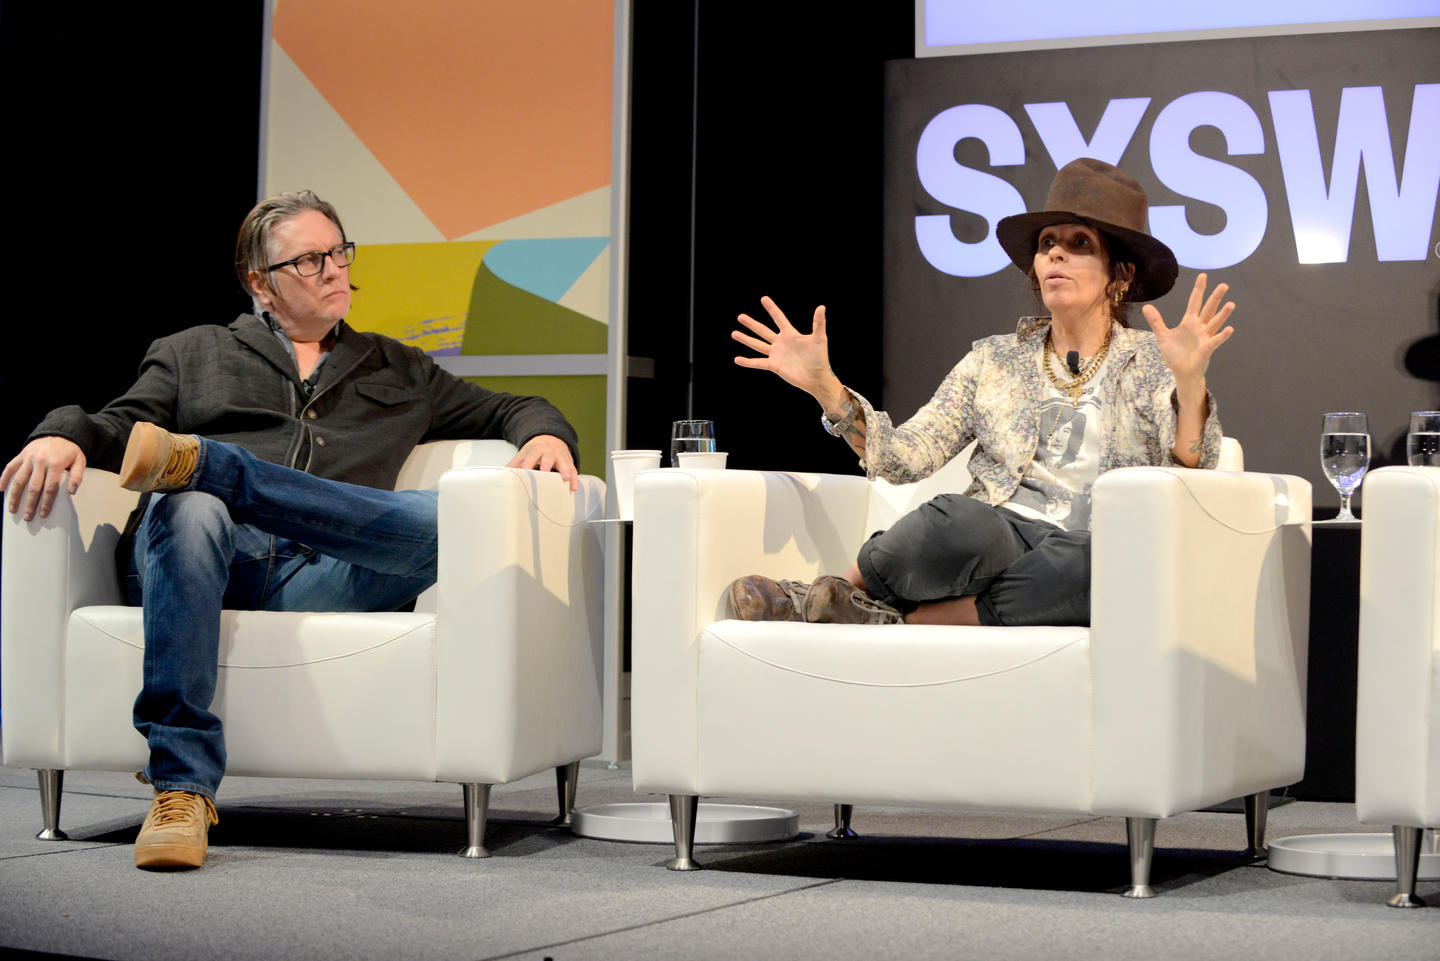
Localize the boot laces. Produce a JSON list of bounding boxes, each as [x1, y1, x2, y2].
[[159, 440, 199, 488], [848, 591, 903, 624], [778, 580, 810, 615], [152, 790, 218, 827]]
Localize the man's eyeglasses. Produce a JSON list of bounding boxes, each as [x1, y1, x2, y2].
[[265, 242, 357, 277]]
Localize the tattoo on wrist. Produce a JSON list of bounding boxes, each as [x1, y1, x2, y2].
[[1188, 438, 1202, 453]]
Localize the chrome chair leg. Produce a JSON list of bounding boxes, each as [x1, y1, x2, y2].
[[1243, 790, 1269, 859], [458, 783, 492, 858], [1388, 825, 1426, 908], [666, 794, 702, 871], [826, 803, 858, 839], [36, 770, 68, 841], [550, 761, 580, 826], [1123, 816, 1157, 899]]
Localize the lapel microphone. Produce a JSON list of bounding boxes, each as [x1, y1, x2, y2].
[[1066, 351, 1080, 375]]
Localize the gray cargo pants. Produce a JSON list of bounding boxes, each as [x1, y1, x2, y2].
[[855, 494, 1090, 626]]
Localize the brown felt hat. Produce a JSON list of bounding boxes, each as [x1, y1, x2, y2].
[[996, 158, 1178, 302]]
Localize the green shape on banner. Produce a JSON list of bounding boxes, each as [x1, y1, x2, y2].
[[465, 375, 606, 478], [462, 258, 607, 356]]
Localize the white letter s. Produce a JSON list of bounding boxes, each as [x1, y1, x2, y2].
[[914, 105, 1026, 277]]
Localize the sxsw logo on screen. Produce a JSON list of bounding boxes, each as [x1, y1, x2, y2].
[[915, 84, 1440, 275]]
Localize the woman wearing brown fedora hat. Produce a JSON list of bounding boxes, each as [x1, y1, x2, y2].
[[729, 158, 1235, 627]]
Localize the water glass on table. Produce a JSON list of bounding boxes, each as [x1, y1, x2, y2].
[[671, 420, 716, 466], [1321, 412, 1370, 522], [1407, 411, 1440, 467]]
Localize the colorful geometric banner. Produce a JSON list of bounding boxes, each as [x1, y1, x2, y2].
[[264, 0, 616, 472]]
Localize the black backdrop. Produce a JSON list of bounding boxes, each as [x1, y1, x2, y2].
[[0, 6, 266, 466], [626, 2, 910, 471], [0, 1, 910, 479]]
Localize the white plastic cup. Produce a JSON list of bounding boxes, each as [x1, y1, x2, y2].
[[677, 451, 728, 470], [610, 450, 662, 521]]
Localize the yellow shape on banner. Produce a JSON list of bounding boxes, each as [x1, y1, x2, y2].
[[345, 241, 496, 353]]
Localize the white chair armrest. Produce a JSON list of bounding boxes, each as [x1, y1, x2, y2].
[[630, 468, 872, 795], [1356, 467, 1440, 827], [394, 439, 519, 492], [1217, 436, 1244, 471], [2, 470, 139, 768], [432, 467, 606, 783], [1090, 467, 1312, 815]]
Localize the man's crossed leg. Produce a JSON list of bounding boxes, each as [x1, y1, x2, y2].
[[123, 425, 439, 868]]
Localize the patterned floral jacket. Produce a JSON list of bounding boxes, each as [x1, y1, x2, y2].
[[848, 317, 1222, 504]]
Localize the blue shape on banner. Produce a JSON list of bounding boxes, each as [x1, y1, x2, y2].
[[482, 238, 610, 304]]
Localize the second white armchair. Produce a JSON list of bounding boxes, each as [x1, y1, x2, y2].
[[631, 440, 1312, 896]]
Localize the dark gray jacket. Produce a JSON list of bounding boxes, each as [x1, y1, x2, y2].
[[29, 313, 580, 491]]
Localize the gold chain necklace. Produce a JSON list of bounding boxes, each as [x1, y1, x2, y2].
[[1044, 327, 1112, 409]]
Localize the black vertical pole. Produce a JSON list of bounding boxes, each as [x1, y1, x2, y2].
[[685, 0, 700, 419]]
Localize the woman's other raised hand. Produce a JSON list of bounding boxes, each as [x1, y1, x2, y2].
[[1140, 272, 1236, 388], [732, 296, 840, 402], [1141, 272, 1234, 468]]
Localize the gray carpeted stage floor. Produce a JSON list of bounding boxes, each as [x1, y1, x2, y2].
[[1, 761, 1436, 961]]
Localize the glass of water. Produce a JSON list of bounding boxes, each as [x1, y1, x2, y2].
[[670, 420, 716, 466], [1408, 411, 1440, 467], [1321, 412, 1370, 522]]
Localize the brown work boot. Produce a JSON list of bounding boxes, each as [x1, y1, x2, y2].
[[728, 575, 811, 621], [119, 422, 200, 493], [134, 790, 219, 870], [803, 575, 903, 625]]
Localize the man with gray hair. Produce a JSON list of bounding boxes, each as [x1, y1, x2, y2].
[[2, 191, 581, 870]]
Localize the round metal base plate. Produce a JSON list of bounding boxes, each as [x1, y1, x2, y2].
[[1267, 833, 1440, 880], [570, 803, 799, 843]]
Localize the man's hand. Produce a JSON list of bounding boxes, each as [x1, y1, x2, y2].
[[2, 437, 87, 521], [506, 435, 579, 492]]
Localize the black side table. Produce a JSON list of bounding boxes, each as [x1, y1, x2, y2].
[[1290, 520, 1361, 801]]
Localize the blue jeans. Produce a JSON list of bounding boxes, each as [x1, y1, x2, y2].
[[126, 439, 439, 798]]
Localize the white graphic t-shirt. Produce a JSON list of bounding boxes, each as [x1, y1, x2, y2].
[[1003, 351, 1110, 531]]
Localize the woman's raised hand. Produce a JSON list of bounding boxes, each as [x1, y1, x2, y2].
[[1140, 272, 1236, 387], [732, 296, 836, 400]]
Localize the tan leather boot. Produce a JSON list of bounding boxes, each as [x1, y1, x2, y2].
[[119, 422, 200, 493], [134, 790, 219, 869]]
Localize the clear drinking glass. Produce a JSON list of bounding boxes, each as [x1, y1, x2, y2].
[[1407, 411, 1440, 467], [1321, 412, 1370, 522], [670, 420, 716, 466]]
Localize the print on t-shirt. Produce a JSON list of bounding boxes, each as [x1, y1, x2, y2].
[[1004, 355, 1108, 531]]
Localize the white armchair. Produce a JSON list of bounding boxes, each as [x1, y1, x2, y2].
[[631, 440, 1313, 896], [1356, 466, 1440, 907], [2, 440, 606, 857]]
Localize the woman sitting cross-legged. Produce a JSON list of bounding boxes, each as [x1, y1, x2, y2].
[[728, 158, 1235, 627]]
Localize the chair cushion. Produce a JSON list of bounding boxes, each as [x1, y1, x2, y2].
[[694, 620, 1095, 812], [63, 607, 439, 780]]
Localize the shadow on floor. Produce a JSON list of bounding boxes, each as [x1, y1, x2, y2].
[[83, 805, 578, 858], [699, 835, 1259, 895]]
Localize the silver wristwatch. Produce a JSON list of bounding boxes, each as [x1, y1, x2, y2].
[[821, 398, 857, 438]]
